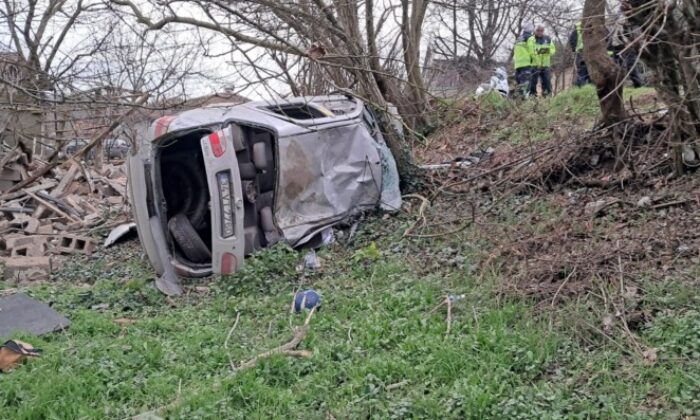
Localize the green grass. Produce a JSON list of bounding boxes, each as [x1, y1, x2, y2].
[[486, 85, 659, 146], [2, 210, 699, 419]]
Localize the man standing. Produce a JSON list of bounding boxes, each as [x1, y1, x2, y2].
[[608, 12, 645, 88], [513, 23, 535, 98], [529, 25, 556, 96], [569, 21, 590, 87]]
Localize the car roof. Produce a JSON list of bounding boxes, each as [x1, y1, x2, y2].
[[150, 95, 365, 141]]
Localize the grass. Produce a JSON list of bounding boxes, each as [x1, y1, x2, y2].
[[484, 85, 657, 146], [2, 209, 700, 419], [1, 85, 695, 418]]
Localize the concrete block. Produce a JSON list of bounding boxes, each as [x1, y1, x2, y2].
[[37, 223, 53, 235], [106, 196, 123, 205], [22, 217, 40, 234], [3, 256, 52, 283], [6, 235, 48, 257], [55, 234, 96, 255]]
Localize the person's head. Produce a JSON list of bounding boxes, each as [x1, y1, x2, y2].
[[535, 25, 545, 37]]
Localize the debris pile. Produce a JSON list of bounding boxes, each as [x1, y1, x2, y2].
[[0, 147, 130, 284]]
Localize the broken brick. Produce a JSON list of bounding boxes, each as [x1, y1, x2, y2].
[[106, 196, 123, 206], [22, 217, 40, 234], [37, 224, 53, 235], [3, 256, 52, 284]]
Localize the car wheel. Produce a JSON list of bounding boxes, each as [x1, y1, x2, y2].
[[168, 213, 211, 264], [162, 158, 209, 230]]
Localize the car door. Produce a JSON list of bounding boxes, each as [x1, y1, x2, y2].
[[200, 124, 246, 274]]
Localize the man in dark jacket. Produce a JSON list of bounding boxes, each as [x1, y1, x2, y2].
[[569, 21, 590, 87]]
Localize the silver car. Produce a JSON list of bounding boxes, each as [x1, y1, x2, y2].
[[127, 95, 401, 294]]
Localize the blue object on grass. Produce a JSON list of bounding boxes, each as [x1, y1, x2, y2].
[[294, 290, 321, 313]]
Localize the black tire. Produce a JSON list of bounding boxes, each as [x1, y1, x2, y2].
[[162, 157, 209, 230], [168, 213, 211, 264]]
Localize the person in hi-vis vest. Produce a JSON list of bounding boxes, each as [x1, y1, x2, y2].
[[529, 25, 556, 96]]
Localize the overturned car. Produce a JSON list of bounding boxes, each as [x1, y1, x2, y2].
[[128, 94, 401, 293]]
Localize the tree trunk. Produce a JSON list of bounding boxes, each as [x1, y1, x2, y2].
[[624, 0, 700, 174], [400, 0, 429, 128], [582, 0, 626, 127]]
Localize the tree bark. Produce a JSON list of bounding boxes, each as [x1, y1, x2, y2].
[[582, 0, 626, 127]]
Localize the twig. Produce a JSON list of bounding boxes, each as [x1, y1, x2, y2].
[[651, 199, 688, 210], [386, 380, 409, 391], [234, 308, 316, 372], [445, 296, 453, 337], [551, 267, 577, 309], [402, 194, 430, 237], [224, 312, 241, 371]]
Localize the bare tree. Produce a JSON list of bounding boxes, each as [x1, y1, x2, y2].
[[622, 0, 700, 174], [110, 0, 429, 182], [0, 0, 219, 166], [582, 0, 625, 126]]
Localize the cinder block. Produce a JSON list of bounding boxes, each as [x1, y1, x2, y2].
[[55, 234, 96, 255], [37, 224, 53, 235], [106, 196, 123, 205], [22, 217, 40, 234], [6, 235, 48, 257], [3, 256, 52, 283]]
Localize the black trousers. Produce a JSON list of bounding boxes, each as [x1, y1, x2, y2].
[[575, 53, 590, 87], [529, 67, 552, 96]]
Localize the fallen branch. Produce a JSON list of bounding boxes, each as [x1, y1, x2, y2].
[[233, 308, 316, 372], [386, 380, 409, 391], [430, 294, 463, 338], [402, 194, 430, 237], [224, 312, 241, 371]]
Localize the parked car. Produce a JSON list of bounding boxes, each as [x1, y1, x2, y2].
[[104, 138, 129, 160], [62, 138, 95, 160], [127, 94, 401, 294]]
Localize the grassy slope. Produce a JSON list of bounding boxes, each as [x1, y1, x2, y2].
[[2, 87, 699, 419]]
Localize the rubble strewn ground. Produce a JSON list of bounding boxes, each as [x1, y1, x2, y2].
[[0, 149, 130, 284], [2, 87, 700, 417]]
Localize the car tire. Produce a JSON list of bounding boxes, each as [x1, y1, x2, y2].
[[162, 158, 209, 230], [168, 213, 211, 264]]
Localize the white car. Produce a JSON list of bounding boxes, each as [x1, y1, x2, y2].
[[127, 94, 401, 294]]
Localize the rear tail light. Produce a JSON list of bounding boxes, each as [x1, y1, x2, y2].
[[222, 253, 238, 274], [209, 132, 225, 157]]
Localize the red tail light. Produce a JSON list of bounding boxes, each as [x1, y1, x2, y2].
[[221, 253, 238, 274], [209, 132, 225, 157]]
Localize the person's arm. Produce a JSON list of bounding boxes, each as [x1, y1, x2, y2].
[[550, 39, 557, 56]]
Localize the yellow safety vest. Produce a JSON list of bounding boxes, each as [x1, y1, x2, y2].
[[532, 36, 556, 68]]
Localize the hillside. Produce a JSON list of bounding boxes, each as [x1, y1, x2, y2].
[[2, 87, 700, 418]]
